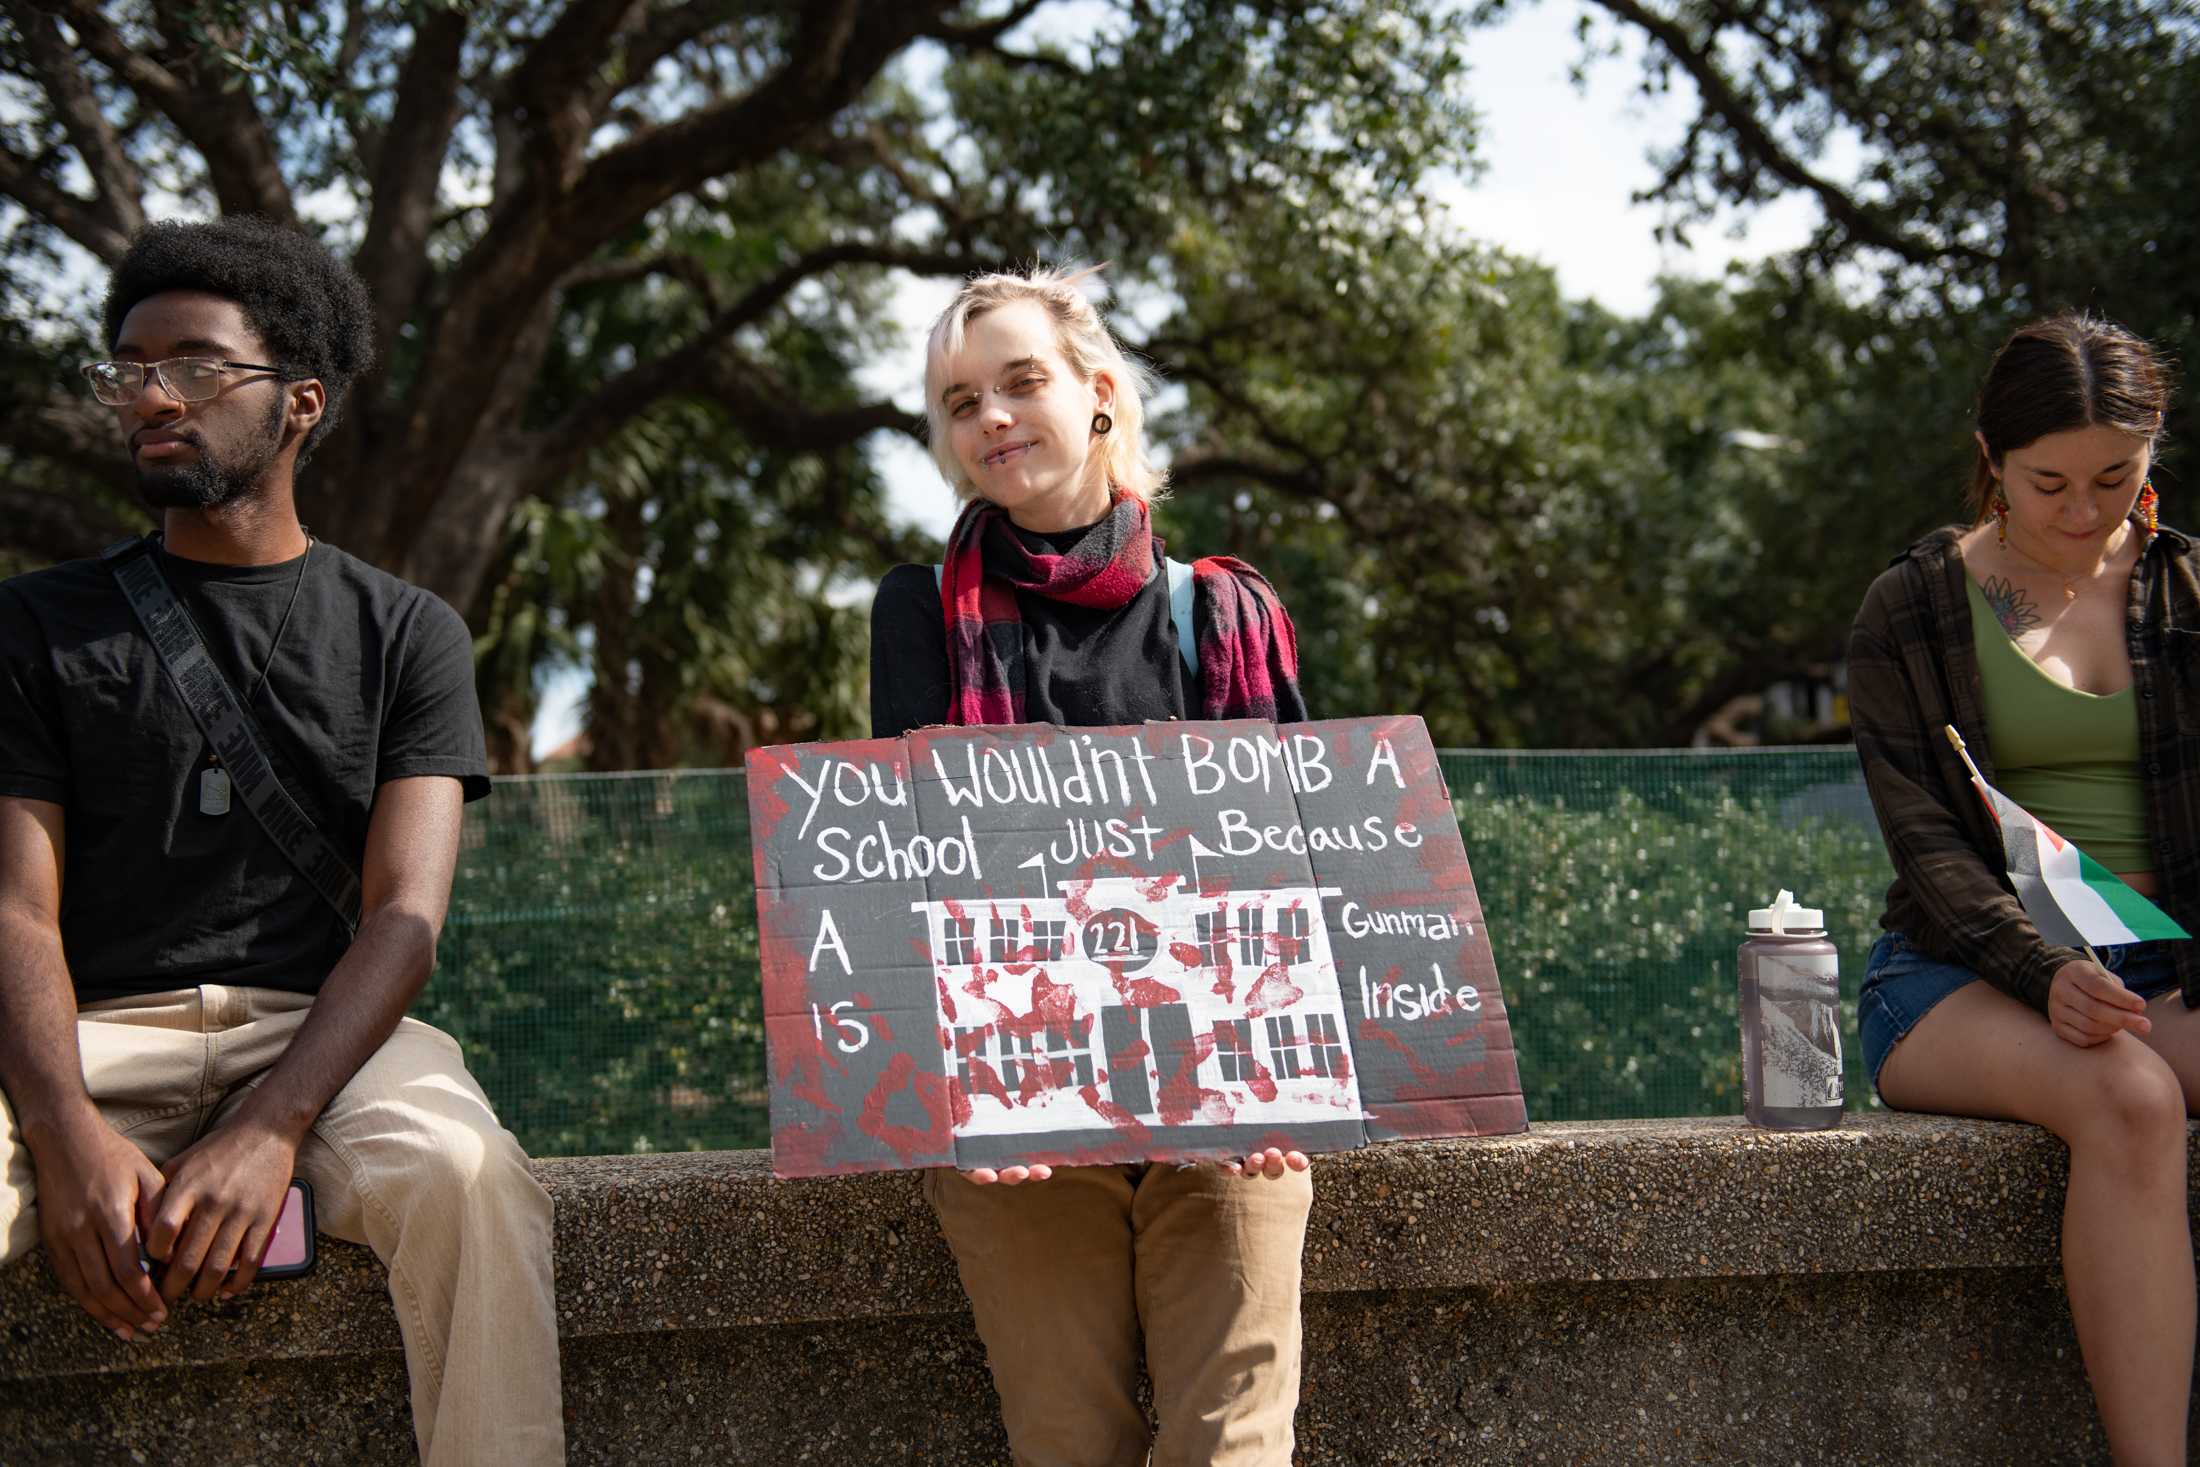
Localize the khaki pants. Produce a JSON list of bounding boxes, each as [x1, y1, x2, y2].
[[927, 1160, 1314, 1467], [0, 986, 564, 1466]]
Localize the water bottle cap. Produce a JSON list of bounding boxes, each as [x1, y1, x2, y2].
[[1748, 889, 1824, 934]]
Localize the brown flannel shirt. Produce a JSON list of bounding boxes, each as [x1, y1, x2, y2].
[[1848, 521, 2200, 1014]]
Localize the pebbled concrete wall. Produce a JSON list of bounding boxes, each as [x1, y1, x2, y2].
[[3, 1114, 2191, 1464]]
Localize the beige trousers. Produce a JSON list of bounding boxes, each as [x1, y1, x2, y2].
[[0, 986, 564, 1466], [927, 1160, 1314, 1467]]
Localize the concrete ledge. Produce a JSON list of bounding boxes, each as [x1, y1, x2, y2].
[[3, 1114, 2187, 1463]]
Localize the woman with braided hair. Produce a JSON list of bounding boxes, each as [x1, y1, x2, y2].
[[869, 265, 1311, 1467]]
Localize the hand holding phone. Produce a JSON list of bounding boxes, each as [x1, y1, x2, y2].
[[141, 1178, 315, 1290], [147, 1122, 302, 1303]]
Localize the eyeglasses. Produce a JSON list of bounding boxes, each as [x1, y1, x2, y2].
[[79, 357, 291, 406]]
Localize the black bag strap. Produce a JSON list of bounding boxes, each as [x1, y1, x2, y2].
[[101, 535, 362, 934]]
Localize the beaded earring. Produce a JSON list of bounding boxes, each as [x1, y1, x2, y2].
[[2138, 480, 2160, 549], [1992, 489, 2010, 548]]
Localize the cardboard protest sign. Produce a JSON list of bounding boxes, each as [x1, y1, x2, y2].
[[745, 716, 1526, 1178]]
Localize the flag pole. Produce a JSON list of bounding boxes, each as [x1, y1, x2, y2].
[[1941, 725, 1992, 795], [1944, 725, 2106, 970]]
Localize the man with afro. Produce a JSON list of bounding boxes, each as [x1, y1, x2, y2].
[[0, 217, 564, 1464]]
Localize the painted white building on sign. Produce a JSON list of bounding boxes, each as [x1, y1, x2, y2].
[[913, 875, 1365, 1139]]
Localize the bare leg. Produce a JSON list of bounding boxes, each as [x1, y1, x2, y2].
[[1879, 981, 2192, 1467], [2137, 994, 2200, 1111]]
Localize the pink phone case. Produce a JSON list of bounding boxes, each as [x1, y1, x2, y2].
[[253, 1179, 316, 1279]]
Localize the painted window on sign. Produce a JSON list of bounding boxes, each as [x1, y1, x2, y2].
[[1195, 908, 1231, 968], [1276, 906, 1310, 964], [990, 917, 1022, 963], [958, 1021, 1097, 1099], [1030, 918, 1069, 961], [1265, 1015, 1303, 1079], [1237, 905, 1266, 965], [955, 1026, 997, 1097], [1213, 1019, 1256, 1081], [1005, 1021, 1096, 1092], [943, 915, 978, 966], [1306, 1012, 1345, 1077]]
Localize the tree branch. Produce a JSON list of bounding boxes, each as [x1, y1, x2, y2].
[[587, 0, 749, 120], [8, 0, 145, 240], [40, 0, 191, 112], [546, 0, 954, 257], [560, 250, 725, 310], [1157, 357, 1332, 474], [922, 1, 1081, 78], [701, 358, 922, 452], [533, 240, 985, 482], [1166, 452, 1330, 503], [1704, 0, 2017, 213], [55, 0, 298, 224], [353, 5, 470, 358], [1587, 0, 1994, 269], [395, 0, 947, 506], [0, 139, 133, 261], [921, 0, 1048, 47], [500, 0, 649, 193], [364, 0, 956, 597], [332, 0, 369, 79]]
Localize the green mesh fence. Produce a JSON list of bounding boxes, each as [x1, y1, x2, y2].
[[1444, 748, 1889, 1124], [423, 748, 1890, 1157]]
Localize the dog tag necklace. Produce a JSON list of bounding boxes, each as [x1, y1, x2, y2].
[[199, 538, 313, 817]]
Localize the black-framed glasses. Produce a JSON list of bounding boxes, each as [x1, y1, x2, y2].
[[79, 357, 292, 406]]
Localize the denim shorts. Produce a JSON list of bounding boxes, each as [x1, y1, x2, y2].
[[1856, 930, 2183, 1092]]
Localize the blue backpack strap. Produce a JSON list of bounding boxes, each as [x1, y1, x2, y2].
[[1167, 557, 1196, 683], [937, 560, 1199, 682]]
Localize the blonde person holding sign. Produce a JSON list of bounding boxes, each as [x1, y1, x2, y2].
[[867, 265, 1312, 1466], [1848, 313, 2200, 1466]]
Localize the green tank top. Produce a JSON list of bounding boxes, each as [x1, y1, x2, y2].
[[1966, 576, 2152, 873]]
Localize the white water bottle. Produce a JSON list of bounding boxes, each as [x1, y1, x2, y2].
[[1738, 890, 1843, 1130]]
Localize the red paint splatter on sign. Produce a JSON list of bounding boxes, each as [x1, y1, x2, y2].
[[855, 1052, 955, 1167], [1245, 964, 1303, 1017], [1112, 972, 1183, 1009]]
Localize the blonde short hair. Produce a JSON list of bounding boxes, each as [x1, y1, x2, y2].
[[923, 264, 1168, 504]]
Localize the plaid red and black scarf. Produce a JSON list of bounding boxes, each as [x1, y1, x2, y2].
[[940, 492, 1302, 725]]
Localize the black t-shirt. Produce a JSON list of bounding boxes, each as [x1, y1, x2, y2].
[[0, 541, 491, 1002], [869, 522, 1194, 739]]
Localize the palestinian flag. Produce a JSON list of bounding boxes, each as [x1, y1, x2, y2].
[[1969, 775, 2189, 947]]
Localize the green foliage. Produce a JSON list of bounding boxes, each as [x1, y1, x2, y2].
[[434, 753, 1895, 1157], [10, 0, 2194, 763], [1152, 0, 2200, 749], [1152, 215, 1847, 745], [0, 0, 1496, 770]]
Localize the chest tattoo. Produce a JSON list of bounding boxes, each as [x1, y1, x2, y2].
[[1981, 575, 2042, 638]]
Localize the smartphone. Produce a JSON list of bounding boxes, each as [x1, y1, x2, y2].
[[137, 1178, 316, 1283], [253, 1178, 316, 1280]]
